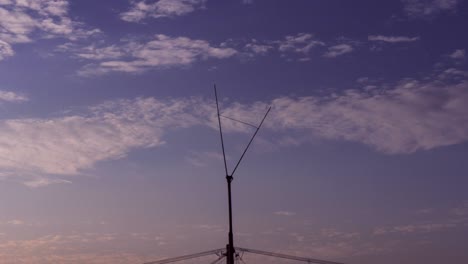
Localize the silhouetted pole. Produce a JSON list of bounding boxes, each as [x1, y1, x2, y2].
[[214, 85, 270, 264], [214, 85, 235, 264], [226, 174, 235, 264]]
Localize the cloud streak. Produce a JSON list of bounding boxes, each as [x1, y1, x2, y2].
[[221, 74, 468, 154], [0, 0, 100, 61], [121, 0, 207, 22], [0, 90, 28, 102], [402, 0, 460, 18], [2, 68, 468, 186], [68, 34, 237, 76], [0, 97, 210, 186], [368, 35, 420, 43], [323, 44, 354, 58]]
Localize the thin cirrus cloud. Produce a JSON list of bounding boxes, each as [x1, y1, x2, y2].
[[368, 35, 420, 43], [449, 49, 466, 59], [220, 71, 468, 154], [274, 211, 296, 216], [277, 33, 325, 54], [0, 0, 100, 61], [64, 34, 237, 76], [0, 233, 160, 263], [120, 0, 207, 22], [0, 90, 28, 102], [402, 0, 460, 18], [0, 97, 211, 186], [0, 40, 14, 61], [373, 202, 468, 236], [2, 69, 468, 187], [323, 44, 354, 58]]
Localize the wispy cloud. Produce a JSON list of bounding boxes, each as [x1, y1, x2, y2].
[[0, 97, 210, 186], [244, 41, 274, 56], [221, 70, 468, 154], [68, 34, 237, 76], [323, 44, 354, 58], [241, 35, 360, 61], [450, 201, 468, 216], [449, 49, 466, 59], [0, 0, 100, 60], [0, 40, 14, 61], [6, 219, 24, 225], [120, 0, 207, 22], [0, 90, 28, 102], [368, 35, 420, 43], [276, 33, 325, 60], [185, 151, 223, 167], [0, 232, 160, 264], [373, 222, 458, 235], [402, 0, 460, 18], [3, 67, 468, 187], [274, 211, 296, 216]]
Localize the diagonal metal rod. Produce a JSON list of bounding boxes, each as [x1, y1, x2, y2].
[[210, 255, 226, 264], [235, 247, 344, 264], [143, 248, 225, 264], [214, 85, 229, 177], [230, 106, 271, 177], [220, 115, 258, 129]]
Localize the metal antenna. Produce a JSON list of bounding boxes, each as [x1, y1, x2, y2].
[[230, 106, 270, 177], [142, 86, 344, 264], [215, 85, 229, 177], [214, 85, 270, 264]]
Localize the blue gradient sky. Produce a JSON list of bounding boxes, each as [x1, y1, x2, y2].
[[0, 0, 468, 263]]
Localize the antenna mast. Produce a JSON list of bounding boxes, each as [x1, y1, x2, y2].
[[214, 85, 271, 264], [143, 86, 343, 264]]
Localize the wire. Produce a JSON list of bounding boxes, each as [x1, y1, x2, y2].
[[220, 115, 258, 129]]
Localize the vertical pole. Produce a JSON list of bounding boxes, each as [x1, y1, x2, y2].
[[214, 85, 235, 264], [226, 175, 235, 264]]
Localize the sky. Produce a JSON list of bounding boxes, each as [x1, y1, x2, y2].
[[0, 0, 468, 263]]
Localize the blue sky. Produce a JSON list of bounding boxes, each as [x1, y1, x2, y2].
[[0, 0, 468, 263]]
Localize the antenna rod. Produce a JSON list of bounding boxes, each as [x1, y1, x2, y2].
[[214, 85, 229, 177], [230, 106, 271, 177], [214, 86, 235, 264], [214, 87, 271, 264]]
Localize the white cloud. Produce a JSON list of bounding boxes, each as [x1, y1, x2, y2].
[[277, 33, 325, 55], [0, 90, 28, 102], [368, 35, 420, 43], [274, 211, 296, 216], [323, 44, 354, 58], [449, 49, 466, 59], [73, 34, 237, 76], [373, 222, 459, 235], [23, 177, 72, 188], [2, 68, 468, 187], [0, 97, 211, 186], [220, 73, 468, 154], [0, 40, 14, 60], [0, 0, 99, 60], [451, 201, 468, 216], [185, 151, 223, 167], [244, 42, 273, 55], [0, 233, 160, 264], [6, 219, 24, 225], [121, 0, 207, 22], [402, 0, 460, 18]]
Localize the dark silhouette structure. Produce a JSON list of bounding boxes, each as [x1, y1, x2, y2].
[[143, 86, 344, 264]]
